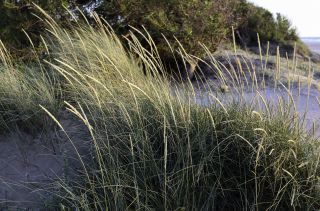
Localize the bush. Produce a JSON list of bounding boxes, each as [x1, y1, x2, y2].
[[237, 4, 276, 45], [237, 3, 309, 56], [0, 1, 311, 62], [0, 0, 91, 59], [83, 1, 246, 57]]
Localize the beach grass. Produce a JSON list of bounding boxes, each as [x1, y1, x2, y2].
[[0, 45, 61, 133], [0, 11, 320, 210]]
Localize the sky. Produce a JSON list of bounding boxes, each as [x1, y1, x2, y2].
[[249, 0, 320, 37]]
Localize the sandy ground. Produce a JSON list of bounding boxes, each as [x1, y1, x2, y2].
[[0, 112, 90, 210]]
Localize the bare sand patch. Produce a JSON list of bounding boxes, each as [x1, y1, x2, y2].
[[0, 112, 90, 209]]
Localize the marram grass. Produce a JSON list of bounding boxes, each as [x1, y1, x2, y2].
[[1, 10, 320, 211], [0, 47, 61, 132]]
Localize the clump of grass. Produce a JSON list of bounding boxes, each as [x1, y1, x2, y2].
[[54, 98, 320, 210], [0, 42, 61, 133], [33, 14, 320, 210]]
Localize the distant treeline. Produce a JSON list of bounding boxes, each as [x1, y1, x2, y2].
[[0, 0, 309, 60]]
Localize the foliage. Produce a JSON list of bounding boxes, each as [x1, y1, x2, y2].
[[0, 0, 91, 59], [236, 3, 306, 54], [96, 0, 246, 58], [237, 3, 275, 45], [0, 0, 312, 61], [1, 0, 247, 59], [274, 13, 299, 43]]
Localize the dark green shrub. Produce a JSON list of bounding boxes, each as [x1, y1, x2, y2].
[[96, 0, 245, 57], [237, 2, 309, 56], [0, 0, 90, 59]]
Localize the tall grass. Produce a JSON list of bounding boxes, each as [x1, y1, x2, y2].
[[0, 42, 60, 132], [1, 9, 320, 210]]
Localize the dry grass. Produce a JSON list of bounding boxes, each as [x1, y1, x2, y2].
[[0, 10, 320, 211]]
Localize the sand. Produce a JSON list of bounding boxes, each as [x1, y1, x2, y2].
[[0, 111, 90, 209]]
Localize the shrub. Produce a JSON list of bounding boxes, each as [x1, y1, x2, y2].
[[0, 0, 91, 59], [96, 0, 245, 58], [237, 3, 309, 56]]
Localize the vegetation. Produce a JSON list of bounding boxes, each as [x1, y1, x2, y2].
[[96, 0, 247, 56], [1, 10, 320, 209], [1, 2, 319, 210], [0, 0, 91, 59], [237, 4, 297, 45], [0, 62, 59, 133], [237, 3, 309, 55], [0, 0, 310, 62]]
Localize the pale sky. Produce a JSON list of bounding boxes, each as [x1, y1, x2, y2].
[[249, 0, 320, 37]]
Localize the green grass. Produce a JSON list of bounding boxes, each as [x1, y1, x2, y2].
[[1, 11, 320, 210]]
